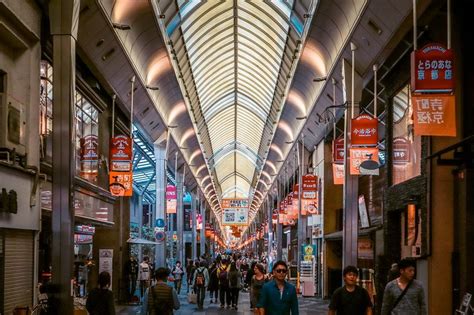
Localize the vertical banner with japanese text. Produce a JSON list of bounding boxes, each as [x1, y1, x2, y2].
[[412, 94, 456, 137]]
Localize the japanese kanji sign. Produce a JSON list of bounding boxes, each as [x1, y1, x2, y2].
[[351, 114, 378, 146], [393, 137, 410, 164], [333, 163, 344, 185], [411, 43, 454, 93], [412, 94, 456, 137], [166, 185, 177, 214], [110, 135, 132, 172], [302, 174, 318, 199], [109, 171, 133, 196], [333, 138, 345, 163], [349, 148, 379, 175]]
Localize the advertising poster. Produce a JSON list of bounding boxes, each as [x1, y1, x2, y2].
[[99, 249, 113, 288]]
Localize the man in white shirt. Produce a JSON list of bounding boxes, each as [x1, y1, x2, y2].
[[139, 256, 151, 299]]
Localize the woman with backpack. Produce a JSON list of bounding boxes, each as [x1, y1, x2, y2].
[[192, 261, 209, 310], [208, 262, 219, 304], [228, 261, 243, 310]]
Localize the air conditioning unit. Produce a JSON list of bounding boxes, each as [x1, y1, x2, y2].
[[0, 93, 26, 156]]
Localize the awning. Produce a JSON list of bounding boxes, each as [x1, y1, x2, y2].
[[126, 237, 159, 245]]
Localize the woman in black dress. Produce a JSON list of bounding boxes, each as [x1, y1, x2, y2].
[[207, 262, 219, 303]]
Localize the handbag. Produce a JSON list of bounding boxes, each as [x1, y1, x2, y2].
[[187, 291, 197, 304]]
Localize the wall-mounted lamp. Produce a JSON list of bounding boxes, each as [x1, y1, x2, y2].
[[296, 116, 307, 121], [112, 23, 131, 30]]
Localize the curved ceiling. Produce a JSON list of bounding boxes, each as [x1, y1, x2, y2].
[[152, 0, 317, 220]]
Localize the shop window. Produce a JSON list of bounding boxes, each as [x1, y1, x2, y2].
[[75, 91, 99, 182], [392, 84, 421, 185], [40, 61, 53, 161]]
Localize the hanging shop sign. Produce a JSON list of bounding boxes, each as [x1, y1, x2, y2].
[[80, 135, 99, 175], [272, 209, 278, 225], [222, 207, 249, 226], [109, 171, 133, 196], [166, 185, 177, 214], [302, 199, 319, 216], [302, 174, 318, 199], [349, 148, 379, 176], [411, 43, 454, 93], [333, 138, 345, 164], [332, 163, 344, 185], [412, 94, 456, 137], [393, 137, 411, 164], [196, 214, 202, 230], [110, 135, 133, 172], [302, 244, 317, 261], [221, 199, 249, 208], [351, 114, 378, 146]]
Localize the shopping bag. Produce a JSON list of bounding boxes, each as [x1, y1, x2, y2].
[[187, 291, 197, 304]]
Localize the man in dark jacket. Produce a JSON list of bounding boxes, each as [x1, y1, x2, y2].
[[147, 267, 180, 315]]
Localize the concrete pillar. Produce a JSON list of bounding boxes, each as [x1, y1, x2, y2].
[[137, 194, 143, 263], [176, 166, 184, 264], [154, 142, 167, 267], [341, 57, 362, 268], [268, 194, 273, 262], [200, 198, 206, 256], [49, 1, 79, 313], [192, 194, 198, 260], [276, 180, 283, 260]]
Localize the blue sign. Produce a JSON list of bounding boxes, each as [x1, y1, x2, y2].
[[156, 218, 165, 228], [155, 231, 166, 242]]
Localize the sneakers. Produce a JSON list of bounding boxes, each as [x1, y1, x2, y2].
[[226, 305, 231, 309], [220, 304, 225, 309]]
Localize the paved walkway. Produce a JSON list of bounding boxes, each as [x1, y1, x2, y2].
[[116, 285, 329, 315]]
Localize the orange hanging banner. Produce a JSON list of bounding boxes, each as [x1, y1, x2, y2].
[[109, 171, 133, 196], [351, 114, 378, 146], [349, 148, 379, 175], [412, 94, 456, 137], [332, 163, 344, 185]]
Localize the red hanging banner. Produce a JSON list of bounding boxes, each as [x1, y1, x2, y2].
[[302, 174, 318, 199], [166, 185, 177, 214], [110, 135, 133, 172], [412, 94, 456, 137], [411, 43, 454, 93], [351, 114, 378, 146], [333, 138, 345, 164]]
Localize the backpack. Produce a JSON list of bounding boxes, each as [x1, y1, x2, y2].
[[219, 267, 229, 287], [195, 268, 205, 287], [229, 272, 239, 288], [151, 284, 173, 315]]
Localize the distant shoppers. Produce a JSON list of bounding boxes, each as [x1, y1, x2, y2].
[[387, 263, 400, 282], [217, 259, 231, 309], [192, 261, 210, 310], [86, 271, 115, 315], [228, 261, 243, 310], [381, 258, 427, 315], [328, 265, 373, 315], [208, 262, 219, 303], [147, 267, 180, 315], [256, 260, 298, 315], [171, 261, 185, 294], [124, 255, 138, 302], [139, 256, 151, 299], [250, 263, 268, 313]]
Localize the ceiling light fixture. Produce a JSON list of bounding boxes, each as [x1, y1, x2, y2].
[[112, 23, 131, 30], [145, 85, 159, 91], [313, 76, 327, 82], [296, 116, 307, 120]]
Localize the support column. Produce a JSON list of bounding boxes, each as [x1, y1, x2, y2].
[[192, 194, 198, 260], [49, 1, 79, 313], [341, 55, 362, 268], [176, 167, 184, 264], [200, 198, 206, 257], [268, 194, 273, 262], [297, 142, 303, 277], [154, 141, 167, 268], [137, 194, 143, 263], [276, 180, 283, 261]]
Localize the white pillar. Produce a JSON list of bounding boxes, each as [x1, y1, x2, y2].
[[154, 142, 167, 267]]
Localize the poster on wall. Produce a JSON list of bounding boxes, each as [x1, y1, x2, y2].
[[99, 249, 113, 288]]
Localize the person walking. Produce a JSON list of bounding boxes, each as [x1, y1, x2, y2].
[[250, 263, 268, 313], [217, 258, 231, 309], [139, 256, 151, 299], [192, 261, 210, 310], [124, 255, 138, 302], [228, 261, 243, 310], [146, 267, 180, 315], [86, 271, 115, 315], [256, 260, 298, 315], [328, 265, 373, 315], [171, 261, 185, 294], [208, 262, 219, 303], [381, 258, 427, 315]]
